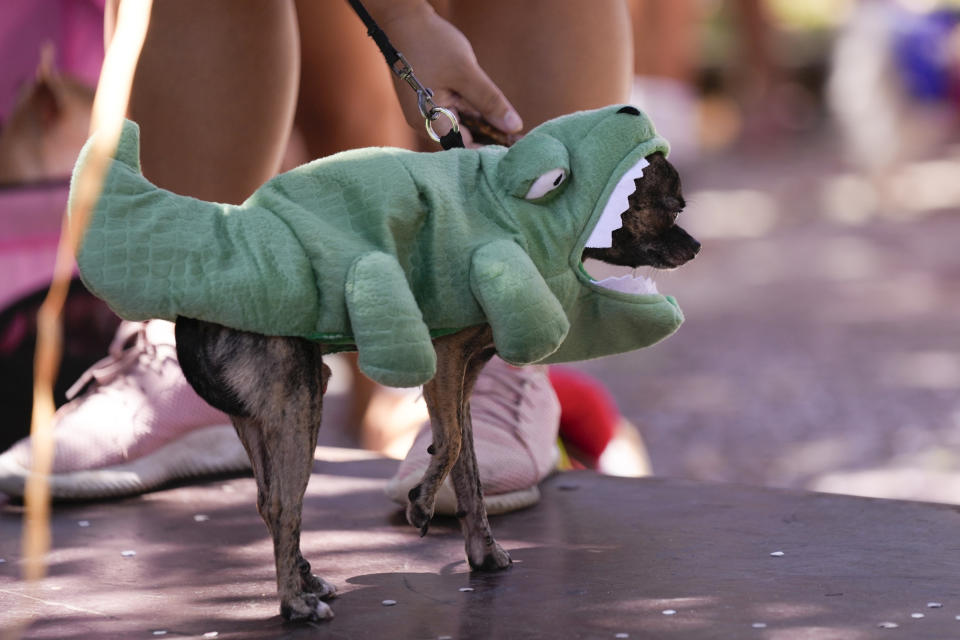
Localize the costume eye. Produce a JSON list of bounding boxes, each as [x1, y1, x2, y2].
[[524, 168, 568, 201]]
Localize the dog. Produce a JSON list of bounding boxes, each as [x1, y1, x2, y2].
[[70, 105, 699, 621], [174, 151, 698, 621]]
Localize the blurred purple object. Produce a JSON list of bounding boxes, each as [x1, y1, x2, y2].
[[892, 8, 960, 101]]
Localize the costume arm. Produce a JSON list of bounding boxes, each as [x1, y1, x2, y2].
[[470, 240, 569, 364], [345, 251, 436, 387]]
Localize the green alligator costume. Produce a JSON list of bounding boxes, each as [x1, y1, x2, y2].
[[70, 105, 683, 387]]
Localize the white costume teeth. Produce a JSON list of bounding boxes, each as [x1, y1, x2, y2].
[[584, 157, 649, 250], [584, 157, 659, 295], [594, 273, 658, 295]]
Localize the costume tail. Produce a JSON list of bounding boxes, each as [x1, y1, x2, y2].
[[113, 118, 142, 173], [69, 119, 319, 336]]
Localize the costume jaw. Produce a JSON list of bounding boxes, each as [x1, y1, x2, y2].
[[577, 156, 661, 297]]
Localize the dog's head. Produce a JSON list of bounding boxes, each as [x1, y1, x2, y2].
[[493, 104, 698, 297], [581, 150, 699, 271]]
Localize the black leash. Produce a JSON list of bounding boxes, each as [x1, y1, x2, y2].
[[346, 0, 464, 150]]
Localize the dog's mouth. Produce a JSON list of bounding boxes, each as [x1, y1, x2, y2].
[[576, 157, 663, 297]]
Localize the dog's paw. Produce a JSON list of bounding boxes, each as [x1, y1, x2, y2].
[[406, 499, 434, 536], [468, 542, 512, 572], [302, 573, 337, 600], [281, 592, 335, 622], [405, 483, 435, 535]]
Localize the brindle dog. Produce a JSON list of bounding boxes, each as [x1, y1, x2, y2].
[[174, 151, 699, 621]]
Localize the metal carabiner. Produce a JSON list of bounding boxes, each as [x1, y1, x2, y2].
[[391, 52, 461, 143], [393, 53, 436, 118], [424, 106, 460, 143]]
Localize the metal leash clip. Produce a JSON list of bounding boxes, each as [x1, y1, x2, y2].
[[391, 52, 460, 143]]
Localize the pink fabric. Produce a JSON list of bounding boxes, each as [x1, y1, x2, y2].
[[0, 0, 104, 123], [0, 180, 75, 309]]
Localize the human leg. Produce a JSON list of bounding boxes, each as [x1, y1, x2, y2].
[[294, 0, 414, 157], [445, 0, 634, 129], [629, 0, 701, 161], [0, 0, 302, 498]]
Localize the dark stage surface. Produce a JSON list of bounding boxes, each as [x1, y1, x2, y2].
[[3, 447, 960, 639]]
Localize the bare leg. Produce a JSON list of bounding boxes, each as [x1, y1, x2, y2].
[[294, 0, 415, 157], [110, 1, 327, 619], [108, 0, 300, 202], [446, 0, 633, 130], [416, 0, 634, 564], [295, 0, 418, 443], [631, 0, 698, 82]]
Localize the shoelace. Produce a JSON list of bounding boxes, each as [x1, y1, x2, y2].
[[65, 321, 161, 400], [471, 362, 536, 430]]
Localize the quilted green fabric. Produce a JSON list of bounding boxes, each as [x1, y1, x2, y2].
[[71, 105, 683, 387]]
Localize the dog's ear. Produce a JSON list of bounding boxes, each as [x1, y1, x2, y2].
[[496, 132, 571, 202]]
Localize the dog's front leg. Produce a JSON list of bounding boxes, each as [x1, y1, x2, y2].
[[414, 326, 510, 570], [448, 352, 512, 571], [407, 375, 463, 535], [406, 326, 491, 534]]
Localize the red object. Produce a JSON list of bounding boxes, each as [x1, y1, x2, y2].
[[548, 366, 619, 465]]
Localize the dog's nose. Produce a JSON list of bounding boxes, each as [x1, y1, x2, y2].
[[688, 238, 701, 258], [617, 106, 641, 116]]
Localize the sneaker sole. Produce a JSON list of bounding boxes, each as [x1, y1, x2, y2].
[[0, 424, 250, 500], [384, 467, 542, 517]]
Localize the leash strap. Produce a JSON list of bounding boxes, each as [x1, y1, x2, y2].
[[346, 0, 464, 150]]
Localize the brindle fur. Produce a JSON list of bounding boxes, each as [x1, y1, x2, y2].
[[582, 152, 700, 269], [174, 151, 698, 622]]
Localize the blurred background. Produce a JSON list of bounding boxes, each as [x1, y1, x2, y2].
[[3, 0, 960, 502], [591, 0, 960, 503]]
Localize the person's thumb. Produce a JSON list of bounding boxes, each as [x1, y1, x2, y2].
[[457, 62, 523, 134]]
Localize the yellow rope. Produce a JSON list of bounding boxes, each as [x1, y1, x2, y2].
[[10, 2, 153, 636]]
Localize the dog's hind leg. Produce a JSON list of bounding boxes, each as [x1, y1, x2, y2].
[[175, 319, 335, 621], [233, 409, 336, 621]]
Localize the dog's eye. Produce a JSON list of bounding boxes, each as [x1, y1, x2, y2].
[[524, 169, 568, 201]]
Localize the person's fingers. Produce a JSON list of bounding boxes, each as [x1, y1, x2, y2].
[[453, 61, 523, 133], [372, 3, 523, 139]]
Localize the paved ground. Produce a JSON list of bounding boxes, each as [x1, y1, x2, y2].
[[5, 454, 960, 640], [577, 131, 960, 504]]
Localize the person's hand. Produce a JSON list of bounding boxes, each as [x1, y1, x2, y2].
[[373, 1, 523, 143]]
